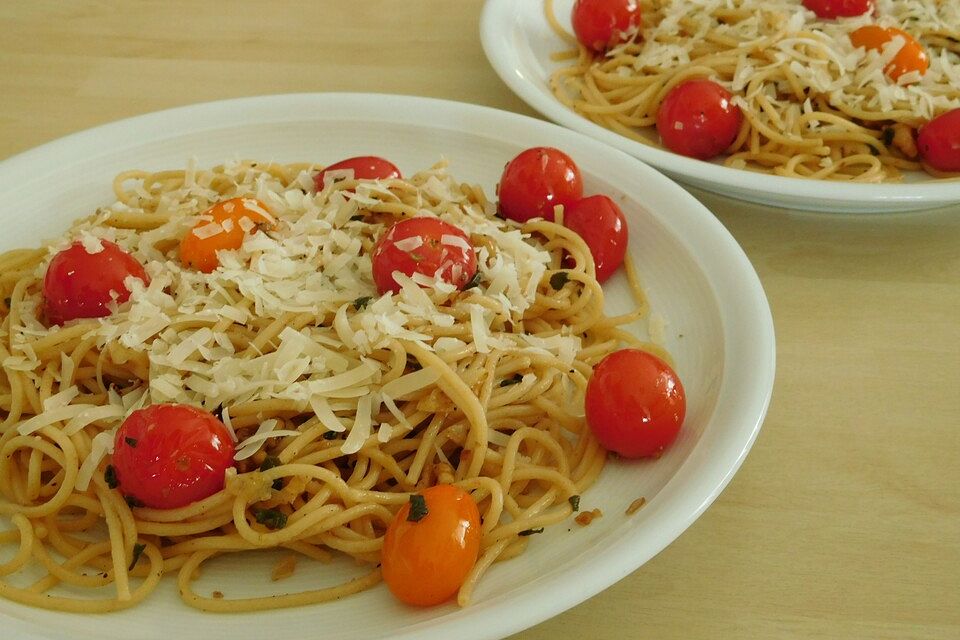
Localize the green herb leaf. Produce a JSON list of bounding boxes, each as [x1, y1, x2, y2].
[[549, 271, 570, 290], [124, 437, 138, 448], [104, 465, 119, 489], [253, 508, 288, 530], [462, 271, 483, 290], [349, 214, 365, 222], [881, 127, 895, 146], [353, 296, 373, 311], [259, 456, 284, 490], [322, 430, 340, 440], [3, 297, 10, 308], [125, 495, 144, 509], [568, 495, 581, 512], [128, 543, 146, 571], [519, 527, 544, 537], [407, 494, 429, 522], [499, 373, 524, 387]]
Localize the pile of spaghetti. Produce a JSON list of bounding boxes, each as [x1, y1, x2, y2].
[[547, 0, 960, 181], [0, 159, 655, 612]]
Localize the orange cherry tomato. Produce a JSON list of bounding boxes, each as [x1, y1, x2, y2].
[[850, 26, 928, 81], [381, 484, 481, 607], [179, 197, 274, 273]]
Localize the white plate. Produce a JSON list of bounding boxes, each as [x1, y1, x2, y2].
[[480, 0, 960, 213], [0, 93, 774, 640]]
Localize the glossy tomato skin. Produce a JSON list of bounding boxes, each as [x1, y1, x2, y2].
[[180, 197, 273, 273], [563, 195, 628, 283], [313, 156, 401, 191], [497, 147, 583, 223], [571, 0, 642, 52], [585, 349, 686, 458], [917, 109, 960, 172], [381, 484, 481, 607], [371, 217, 477, 294], [850, 26, 928, 81], [43, 240, 148, 326], [112, 404, 235, 510], [802, 0, 872, 19], [657, 79, 743, 160]]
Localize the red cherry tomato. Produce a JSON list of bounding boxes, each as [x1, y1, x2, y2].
[[497, 147, 583, 223], [850, 26, 928, 81], [371, 217, 477, 294], [313, 156, 401, 191], [180, 198, 274, 273], [111, 404, 235, 510], [381, 484, 481, 606], [563, 195, 628, 283], [585, 349, 686, 458], [571, 0, 643, 53], [43, 240, 149, 326], [802, 0, 872, 19], [917, 108, 960, 172], [657, 79, 743, 160]]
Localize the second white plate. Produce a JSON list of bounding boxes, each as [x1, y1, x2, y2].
[[480, 0, 960, 213]]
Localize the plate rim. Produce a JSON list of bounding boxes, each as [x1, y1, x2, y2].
[[478, 0, 960, 211], [0, 92, 775, 640]]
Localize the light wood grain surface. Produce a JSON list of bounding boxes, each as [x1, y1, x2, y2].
[[1, 2, 958, 638]]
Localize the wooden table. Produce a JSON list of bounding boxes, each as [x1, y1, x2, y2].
[[1, 2, 958, 638]]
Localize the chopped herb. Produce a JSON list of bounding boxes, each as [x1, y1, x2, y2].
[[128, 543, 146, 571], [254, 508, 288, 530], [519, 527, 544, 536], [407, 494, 429, 522], [881, 127, 895, 146], [104, 465, 119, 489], [869, 146, 880, 156], [3, 297, 10, 308], [406, 355, 422, 371], [259, 456, 284, 490], [125, 495, 144, 509], [549, 271, 570, 290], [352, 296, 372, 311], [323, 430, 340, 440], [568, 495, 581, 512], [462, 271, 483, 290], [124, 437, 138, 448], [499, 373, 523, 387], [409, 252, 424, 262], [349, 214, 365, 221]]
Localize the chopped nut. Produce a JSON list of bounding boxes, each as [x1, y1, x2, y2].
[[575, 508, 603, 526], [625, 497, 647, 515]]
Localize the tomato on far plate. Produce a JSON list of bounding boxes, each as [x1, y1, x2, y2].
[[802, 0, 872, 19], [571, 0, 643, 52], [313, 155, 401, 191], [371, 217, 478, 294], [111, 403, 235, 510], [849, 26, 928, 81], [381, 484, 481, 606], [585, 349, 686, 458], [43, 239, 149, 326], [657, 79, 743, 161], [497, 147, 583, 223], [563, 194, 628, 283], [917, 109, 960, 172]]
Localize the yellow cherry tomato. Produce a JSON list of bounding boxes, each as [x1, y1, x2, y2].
[[850, 26, 929, 81], [179, 197, 273, 273]]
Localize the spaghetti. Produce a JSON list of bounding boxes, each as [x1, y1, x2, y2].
[[546, 0, 960, 181], [0, 159, 660, 612]]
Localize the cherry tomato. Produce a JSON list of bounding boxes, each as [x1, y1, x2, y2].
[[381, 484, 481, 607], [657, 79, 743, 160], [850, 26, 928, 81], [802, 0, 872, 19], [111, 403, 235, 510], [497, 147, 583, 223], [585, 349, 686, 458], [917, 108, 960, 172], [571, 0, 642, 53], [563, 195, 628, 283], [371, 217, 477, 294], [179, 197, 274, 273], [313, 155, 401, 191], [43, 240, 148, 326]]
